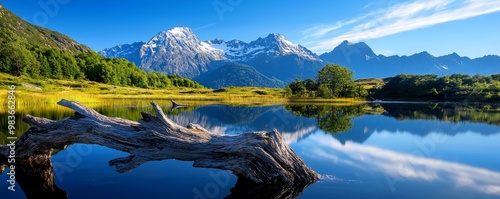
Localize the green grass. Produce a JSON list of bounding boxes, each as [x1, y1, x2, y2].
[[355, 78, 385, 89], [0, 72, 367, 107], [0, 73, 288, 106]]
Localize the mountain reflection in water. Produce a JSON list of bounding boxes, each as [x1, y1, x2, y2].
[[1, 102, 499, 199]]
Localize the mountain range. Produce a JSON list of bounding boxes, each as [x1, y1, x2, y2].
[[99, 27, 324, 84], [100, 27, 499, 88], [5, 0, 496, 90], [320, 41, 500, 78]]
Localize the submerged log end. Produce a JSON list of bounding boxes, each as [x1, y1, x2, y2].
[[193, 130, 319, 184], [245, 130, 318, 183], [263, 129, 319, 183]]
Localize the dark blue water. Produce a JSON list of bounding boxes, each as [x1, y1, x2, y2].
[[1, 103, 500, 198]]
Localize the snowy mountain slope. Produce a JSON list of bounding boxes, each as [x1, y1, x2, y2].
[[206, 33, 320, 62], [99, 27, 324, 81], [99, 27, 499, 82], [100, 27, 226, 78]]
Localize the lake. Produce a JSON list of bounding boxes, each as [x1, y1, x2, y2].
[[1, 101, 500, 198]]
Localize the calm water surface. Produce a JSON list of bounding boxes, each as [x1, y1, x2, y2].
[[1, 102, 500, 198]]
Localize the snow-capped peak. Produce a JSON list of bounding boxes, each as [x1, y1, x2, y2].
[[140, 26, 224, 59], [168, 27, 193, 36], [144, 27, 196, 51], [133, 27, 226, 77], [99, 27, 324, 79], [208, 33, 320, 61]]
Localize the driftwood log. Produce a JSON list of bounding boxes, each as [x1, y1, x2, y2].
[[0, 99, 318, 184]]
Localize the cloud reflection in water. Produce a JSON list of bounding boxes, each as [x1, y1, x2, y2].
[[305, 133, 500, 196]]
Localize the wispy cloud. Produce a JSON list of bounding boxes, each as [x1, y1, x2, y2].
[[302, 18, 360, 39], [303, 0, 500, 53], [193, 23, 216, 31]]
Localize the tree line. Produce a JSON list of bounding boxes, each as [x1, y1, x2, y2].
[[0, 28, 202, 89], [285, 63, 499, 102], [373, 74, 500, 101]]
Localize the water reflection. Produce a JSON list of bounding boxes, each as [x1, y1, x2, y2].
[[0, 155, 311, 199], [2, 102, 499, 145], [381, 103, 500, 125], [285, 104, 365, 134], [285, 103, 500, 144], [303, 135, 500, 196], [166, 105, 318, 144], [1, 102, 500, 198], [1, 156, 67, 199]]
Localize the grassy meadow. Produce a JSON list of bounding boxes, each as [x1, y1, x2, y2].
[[0, 72, 367, 110]]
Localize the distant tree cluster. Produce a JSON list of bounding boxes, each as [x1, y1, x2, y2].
[[285, 64, 367, 98], [373, 74, 500, 101], [0, 28, 202, 89]]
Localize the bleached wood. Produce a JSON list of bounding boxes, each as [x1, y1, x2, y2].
[[0, 99, 318, 184]]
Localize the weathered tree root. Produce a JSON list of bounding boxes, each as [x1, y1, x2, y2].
[[0, 99, 318, 184]]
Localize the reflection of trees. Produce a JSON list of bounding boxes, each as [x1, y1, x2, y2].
[[382, 103, 500, 125], [286, 105, 365, 134]]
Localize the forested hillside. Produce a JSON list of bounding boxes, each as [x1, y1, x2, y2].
[[373, 74, 500, 101], [0, 5, 201, 89]]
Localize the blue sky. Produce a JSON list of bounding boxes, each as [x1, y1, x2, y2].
[[2, 0, 499, 58]]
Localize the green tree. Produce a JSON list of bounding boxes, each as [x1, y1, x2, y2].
[[318, 84, 333, 98], [317, 64, 358, 98], [287, 79, 308, 97]]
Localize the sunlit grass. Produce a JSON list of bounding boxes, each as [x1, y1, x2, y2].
[[287, 97, 366, 106], [0, 72, 367, 107], [355, 78, 385, 90]]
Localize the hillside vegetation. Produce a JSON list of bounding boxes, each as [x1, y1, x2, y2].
[[373, 74, 500, 101], [0, 5, 201, 89], [0, 5, 89, 53], [194, 63, 285, 89]]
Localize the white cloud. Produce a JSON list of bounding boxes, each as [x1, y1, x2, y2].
[[303, 0, 500, 53]]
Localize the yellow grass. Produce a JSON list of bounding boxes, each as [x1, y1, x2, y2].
[[355, 78, 385, 90], [0, 72, 367, 108]]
